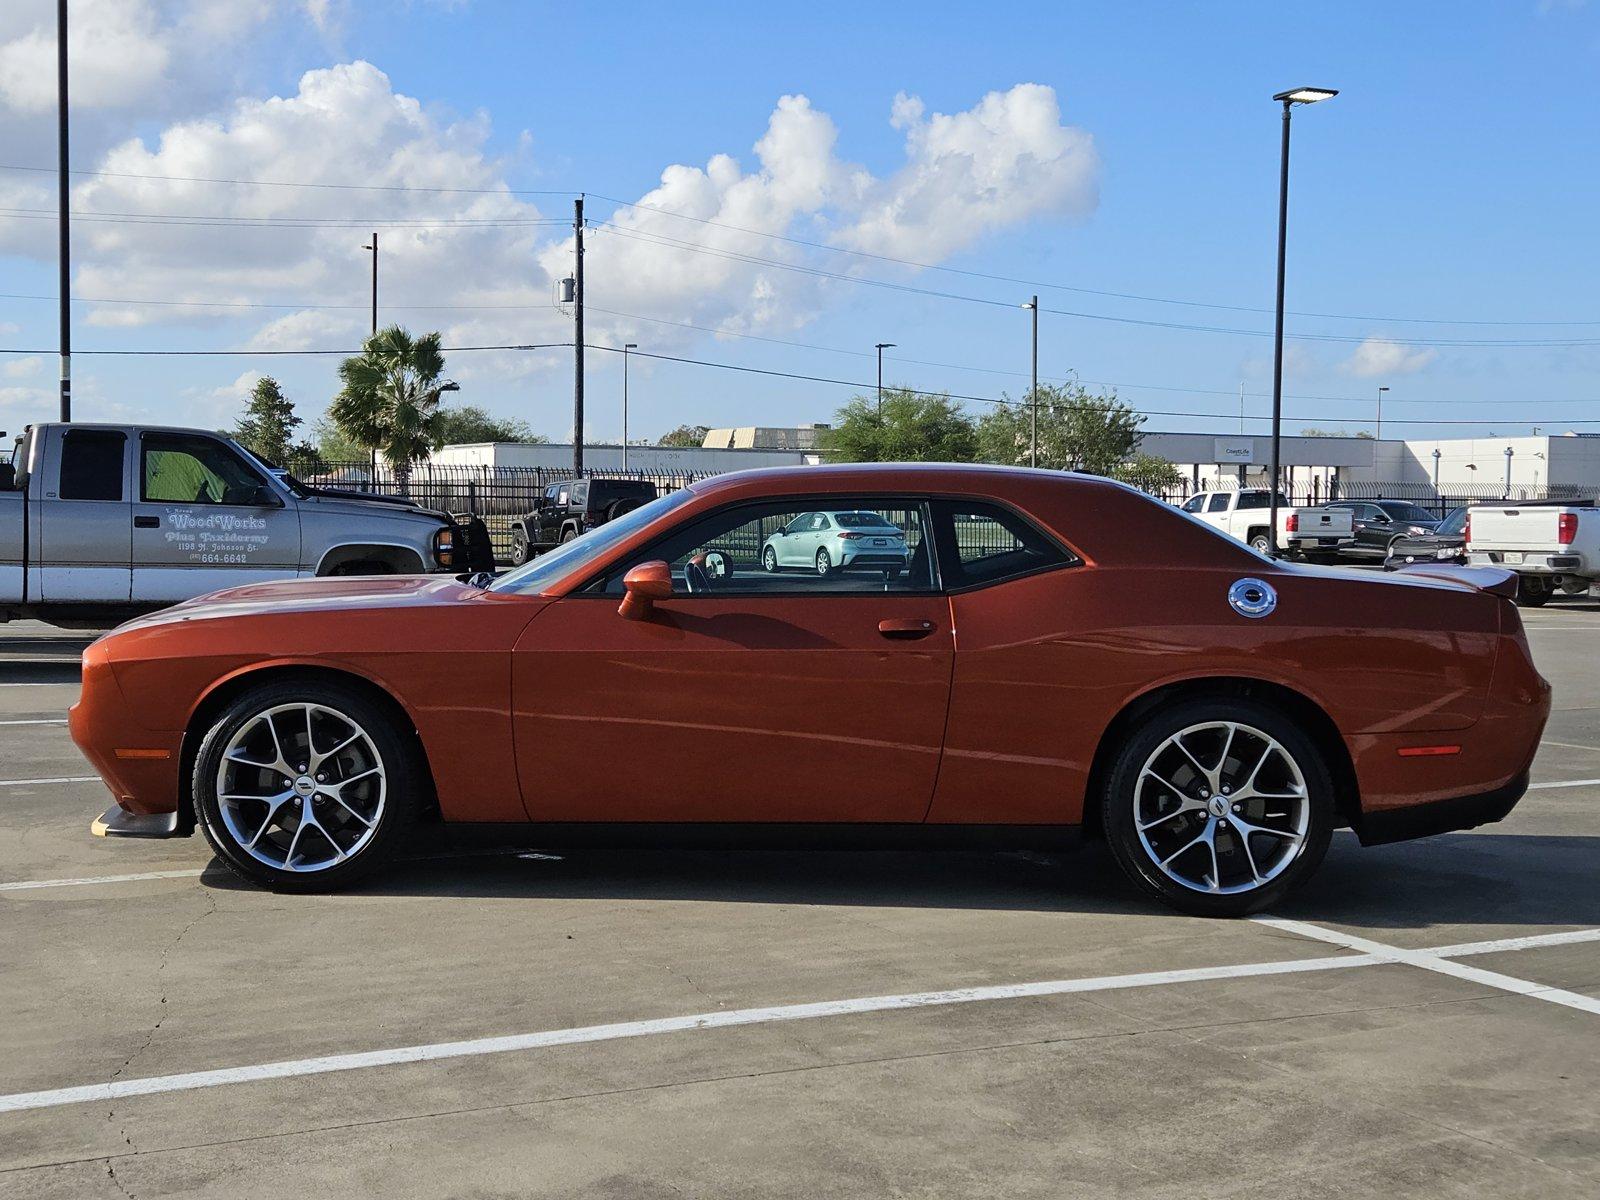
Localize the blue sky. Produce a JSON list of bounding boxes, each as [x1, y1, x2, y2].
[[1, 0, 1597, 447]]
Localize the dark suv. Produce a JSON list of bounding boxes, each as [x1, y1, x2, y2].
[[508, 478, 658, 565]]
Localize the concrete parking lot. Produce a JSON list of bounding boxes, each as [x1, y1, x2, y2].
[[2, 593, 1598, 1199]]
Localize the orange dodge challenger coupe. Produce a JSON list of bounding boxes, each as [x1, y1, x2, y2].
[[72, 465, 1550, 916]]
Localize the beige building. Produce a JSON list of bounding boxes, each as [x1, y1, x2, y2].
[[701, 425, 831, 452]]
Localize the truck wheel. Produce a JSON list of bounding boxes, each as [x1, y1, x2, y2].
[[1515, 577, 1553, 608], [1248, 532, 1272, 555], [193, 680, 420, 893], [1102, 698, 1334, 917], [509, 527, 532, 566], [560, 527, 578, 544]]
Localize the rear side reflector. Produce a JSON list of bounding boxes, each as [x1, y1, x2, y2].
[[113, 748, 171, 760], [1397, 745, 1462, 758]]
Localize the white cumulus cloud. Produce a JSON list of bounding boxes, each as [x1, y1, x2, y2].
[[1343, 336, 1437, 378]]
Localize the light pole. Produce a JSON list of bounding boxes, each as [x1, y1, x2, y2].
[[1431, 447, 1442, 495], [1022, 296, 1039, 467], [874, 343, 895, 414], [1503, 445, 1514, 498], [57, 0, 70, 422], [622, 342, 637, 471], [1377, 385, 1388, 439], [1266, 86, 1338, 554], [360, 233, 378, 334]]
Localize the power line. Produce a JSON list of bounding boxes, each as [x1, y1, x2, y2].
[[591, 192, 1599, 329], [0, 162, 574, 198], [0, 206, 567, 230]]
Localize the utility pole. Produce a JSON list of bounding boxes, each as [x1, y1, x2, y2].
[[57, 0, 70, 422], [1028, 295, 1039, 468], [1377, 385, 1388, 439], [361, 232, 377, 333], [572, 196, 585, 476], [1239, 381, 1245, 434], [874, 343, 895, 414], [622, 342, 637, 471]]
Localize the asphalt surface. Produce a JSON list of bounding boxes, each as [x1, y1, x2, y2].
[[2, 586, 1598, 1199]]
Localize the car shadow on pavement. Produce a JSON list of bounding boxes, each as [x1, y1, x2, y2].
[[0, 661, 81, 684], [196, 828, 1600, 932]]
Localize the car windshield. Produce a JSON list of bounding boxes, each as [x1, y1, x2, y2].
[[1381, 503, 1436, 523], [834, 512, 896, 529], [1438, 507, 1467, 535], [488, 488, 694, 595]]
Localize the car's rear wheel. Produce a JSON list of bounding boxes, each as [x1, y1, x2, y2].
[[1102, 698, 1334, 917], [763, 546, 779, 573], [560, 527, 578, 544], [193, 681, 419, 892], [815, 548, 832, 577], [509, 526, 532, 566], [1248, 532, 1272, 555], [1515, 576, 1553, 608]]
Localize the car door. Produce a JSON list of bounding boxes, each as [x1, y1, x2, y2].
[[775, 512, 812, 566], [131, 431, 302, 602], [1352, 504, 1389, 553], [36, 426, 132, 603], [510, 496, 952, 824], [1200, 492, 1232, 533]]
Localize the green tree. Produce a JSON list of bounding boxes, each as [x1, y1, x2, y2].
[[328, 326, 453, 495], [230, 376, 304, 465], [1112, 452, 1185, 494], [433, 404, 547, 446], [657, 424, 710, 448], [1300, 428, 1374, 439], [311, 416, 367, 464], [976, 382, 1143, 474], [821, 388, 977, 463]]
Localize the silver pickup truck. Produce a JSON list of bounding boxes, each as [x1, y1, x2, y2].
[[1, 422, 469, 627]]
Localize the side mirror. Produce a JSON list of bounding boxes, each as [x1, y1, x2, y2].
[[250, 484, 283, 507], [619, 560, 673, 620]]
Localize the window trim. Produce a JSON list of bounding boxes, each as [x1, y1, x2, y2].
[[577, 494, 944, 598], [138, 431, 277, 508], [56, 427, 128, 503]]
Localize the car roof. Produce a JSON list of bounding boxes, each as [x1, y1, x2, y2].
[[686, 462, 1122, 502]]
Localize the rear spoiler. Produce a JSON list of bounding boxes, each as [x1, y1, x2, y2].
[[1396, 563, 1518, 599]]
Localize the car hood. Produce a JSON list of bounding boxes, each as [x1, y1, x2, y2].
[[297, 491, 452, 526], [113, 574, 482, 631]]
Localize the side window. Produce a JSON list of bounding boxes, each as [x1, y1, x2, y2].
[[58, 430, 125, 501], [600, 499, 933, 595], [1180, 495, 1205, 514], [932, 500, 1075, 589], [142, 434, 267, 505], [1205, 493, 1231, 513], [1235, 491, 1268, 511], [556, 488, 570, 506]]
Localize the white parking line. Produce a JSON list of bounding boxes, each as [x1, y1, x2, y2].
[[0, 776, 96, 788], [0, 868, 205, 893], [0, 718, 68, 727], [1540, 740, 1600, 754], [0, 952, 1375, 1114], [3, 923, 1598, 1116], [1527, 778, 1600, 791], [1255, 917, 1600, 1017], [0, 682, 74, 687]]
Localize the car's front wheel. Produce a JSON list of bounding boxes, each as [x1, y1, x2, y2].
[[509, 526, 532, 566], [193, 681, 419, 892], [1102, 698, 1334, 917]]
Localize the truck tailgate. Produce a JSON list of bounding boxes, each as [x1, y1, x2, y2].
[[1469, 507, 1560, 551]]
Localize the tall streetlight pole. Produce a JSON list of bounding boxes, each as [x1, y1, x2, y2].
[[572, 196, 586, 476], [622, 342, 637, 471], [57, 0, 71, 422], [1022, 296, 1038, 467], [1377, 385, 1388, 439], [361, 233, 377, 333], [874, 343, 895, 414], [1266, 86, 1338, 554]]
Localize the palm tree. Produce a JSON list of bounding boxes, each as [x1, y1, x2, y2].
[[329, 326, 454, 495]]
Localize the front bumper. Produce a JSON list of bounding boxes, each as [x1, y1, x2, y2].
[[92, 806, 182, 838], [70, 641, 186, 830]]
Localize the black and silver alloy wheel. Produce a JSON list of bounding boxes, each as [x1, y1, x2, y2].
[[1103, 698, 1333, 916], [195, 682, 417, 891]]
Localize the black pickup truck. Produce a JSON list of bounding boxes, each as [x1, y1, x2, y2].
[[507, 478, 658, 565]]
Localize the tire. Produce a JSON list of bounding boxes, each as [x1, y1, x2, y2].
[[509, 526, 532, 567], [1515, 576, 1553, 608], [193, 680, 420, 893], [560, 526, 578, 544], [1101, 698, 1335, 917], [762, 546, 779, 573], [815, 548, 832, 577], [1248, 532, 1272, 555]]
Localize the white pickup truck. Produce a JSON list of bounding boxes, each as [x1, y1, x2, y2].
[[1179, 488, 1356, 557], [2, 422, 485, 628], [1465, 499, 1599, 607]]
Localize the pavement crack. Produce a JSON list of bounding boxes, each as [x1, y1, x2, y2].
[[104, 1158, 135, 1200], [105, 890, 218, 1157]]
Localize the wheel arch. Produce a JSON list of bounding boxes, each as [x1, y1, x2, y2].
[[1081, 675, 1359, 841], [315, 542, 427, 576], [178, 662, 441, 828]]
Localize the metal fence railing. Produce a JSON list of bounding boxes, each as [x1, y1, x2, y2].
[[1146, 480, 1595, 520]]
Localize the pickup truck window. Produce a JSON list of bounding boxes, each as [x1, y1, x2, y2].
[[1180, 496, 1205, 514], [59, 429, 125, 501], [1235, 492, 1269, 510], [1205, 494, 1231, 514], [142, 433, 266, 506]]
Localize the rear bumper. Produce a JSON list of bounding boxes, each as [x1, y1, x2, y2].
[[1353, 771, 1527, 846], [1469, 551, 1586, 575]]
